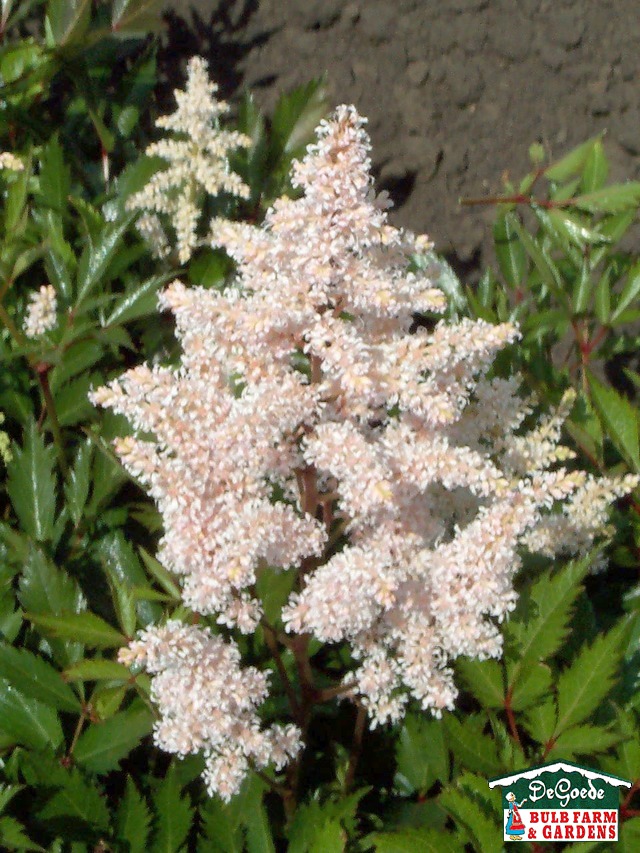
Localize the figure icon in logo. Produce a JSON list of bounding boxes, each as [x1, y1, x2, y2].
[[505, 791, 527, 840]]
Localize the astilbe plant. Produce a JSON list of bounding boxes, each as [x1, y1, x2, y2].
[[91, 92, 637, 804]]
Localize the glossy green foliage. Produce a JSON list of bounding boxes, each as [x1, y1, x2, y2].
[[0, 5, 638, 850]]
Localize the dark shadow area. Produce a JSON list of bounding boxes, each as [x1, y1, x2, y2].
[[157, 0, 274, 106]]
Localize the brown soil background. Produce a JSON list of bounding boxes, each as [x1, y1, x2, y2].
[[161, 0, 640, 273]]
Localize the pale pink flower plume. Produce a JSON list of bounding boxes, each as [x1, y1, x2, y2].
[[93, 96, 636, 798]]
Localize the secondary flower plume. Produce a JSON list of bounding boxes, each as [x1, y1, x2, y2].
[[93, 98, 636, 799], [127, 56, 250, 263], [23, 284, 57, 338]]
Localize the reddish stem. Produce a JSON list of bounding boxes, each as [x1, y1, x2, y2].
[[504, 688, 523, 751]]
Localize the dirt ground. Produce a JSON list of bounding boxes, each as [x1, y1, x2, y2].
[[161, 0, 640, 273]]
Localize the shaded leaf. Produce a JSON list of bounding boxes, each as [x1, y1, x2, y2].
[[549, 724, 622, 759], [555, 618, 631, 735], [442, 715, 501, 776], [7, 421, 57, 542], [26, 612, 126, 649], [64, 658, 131, 682], [152, 764, 194, 853], [545, 137, 602, 182], [366, 828, 462, 853], [456, 657, 504, 709], [0, 645, 80, 712], [45, 0, 91, 46], [111, 0, 165, 36], [39, 136, 70, 214], [395, 714, 449, 795], [64, 440, 93, 526], [574, 183, 640, 213], [0, 679, 64, 750], [494, 211, 527, 288], [588, 372, 640, 470], [506, 558, 590, 686], [74, 706, 152, 773], [104, 273, 172, 327], [75, 214, 134, 305], [116, 777, 152, 853], [439, 786, 502, 853], [35, 764, 109, 831]]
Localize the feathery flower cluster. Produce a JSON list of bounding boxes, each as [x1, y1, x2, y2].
[[94, 98, 637, 798], [119, 621, 301, 801], [0, 152, 24, 171], [127, 57, 250, 263], [23, 284, 57, 338]]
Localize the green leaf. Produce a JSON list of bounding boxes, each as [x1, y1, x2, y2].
[[601, 710, 640, 782], [245, 798, 276, 853], [115, 154, 166, 211], [0, 815, 43, 852], [152, 764, 194, 853], [508, 215, 566, 302], [188, 248, 233, 290], [95, 684, 127, 719], [0, 679, 64, 750], [54, 374, 94, 427], [287, 799, 346, 853], [95, 532, 158, 627], [522, 698, 557, 744], [456, 657, 504, 709], [139, 547, 182, 600], [366, 829, 462, 853], [3, 151, 30, 235], [104, 273, 172, 327], [35, 764, 109, 831], [64, 440, 93, 527], [439, 786, 502, 853], [572, 260, 592, 314], [555, 618, 631, 735], [549, 724, 622, 759], [395, 715, 449, 794], [494, 211, 527, 288], [425, 252, 467, 314], [509, 662, 553, 711], [116, 777, 152, 853], [594, 266, 612, 323], [272, 77, 328, 158], [0, 645, 80, 712], [442, 715, 501, 776], [26, 612, 126, 649], [63, 658, 131, 682], [574, 183, 640, 213], [580, 139, 609, 193], [49, 340, 103, 391], [540, 208, 608, 249], [612, 261, 640, 322], [111, 0, 165, 36], [18, 547, 85, 617], [75, 215, 134, 306], [506, 558, 590, 686], [545, 137, 602, 182], [74, 706, 152, 773], [39, 137, 70, 214], [7, 420, 57, 542], [45, 0, 91, 46], [619, 818, 640, 853], [588, 372, 640, 470], [198, 798, 243, 853]]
